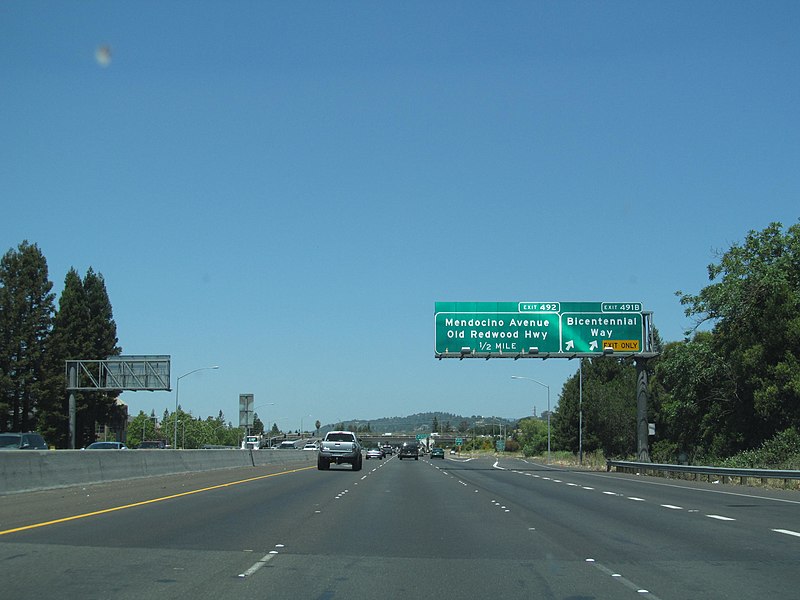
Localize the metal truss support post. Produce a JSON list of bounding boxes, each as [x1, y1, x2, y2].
[[69, 364, 77, 449]]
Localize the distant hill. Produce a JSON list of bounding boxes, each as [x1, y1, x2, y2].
[[320, 412, 517, 435]]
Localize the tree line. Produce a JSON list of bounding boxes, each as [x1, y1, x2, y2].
[[540, 221, 800, 465], [0, 241, 121, 448], [5, 221, 799, 460]]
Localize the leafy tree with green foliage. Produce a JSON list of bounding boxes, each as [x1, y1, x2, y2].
[[0, 241, 55, 433], [516, 416, 548, 456], [653, 334, 738, 461], [128, 410, 161, 448], [552, 357, 639, 458], [676, 221, 800, 456]]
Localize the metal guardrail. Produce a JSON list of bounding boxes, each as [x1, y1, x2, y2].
[[607, 460, 800, 485]]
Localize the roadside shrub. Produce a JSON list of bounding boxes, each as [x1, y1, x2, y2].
[[720, 428, 800, 469]]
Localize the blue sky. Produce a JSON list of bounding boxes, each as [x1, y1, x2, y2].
[[3, 2, 798, 432]]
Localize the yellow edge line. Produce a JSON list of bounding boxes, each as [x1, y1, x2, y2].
[[0, 465, 315, 536]]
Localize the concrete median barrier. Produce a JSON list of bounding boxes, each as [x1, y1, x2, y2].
[[0, 448, 316, 494]]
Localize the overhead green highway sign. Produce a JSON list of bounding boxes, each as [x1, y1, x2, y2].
[[435, 302, 655, 359]]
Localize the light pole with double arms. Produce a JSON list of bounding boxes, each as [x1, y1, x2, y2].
[[174, 365, 219, 449], [511, 375, 550, 464]]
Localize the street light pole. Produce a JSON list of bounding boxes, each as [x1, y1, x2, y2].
[[174, 366, 219, 449], [300, 414, 309, 439], [579, 358, 584, 465], [511, 375, 550, 464]]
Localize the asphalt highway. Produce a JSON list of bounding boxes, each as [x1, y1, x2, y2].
[[1, 454, 799, 599]]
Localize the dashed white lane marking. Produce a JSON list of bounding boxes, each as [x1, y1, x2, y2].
[[706, 514, 736, 521], [586, 558, 662, 599], [628, 497, 646, 502], [660, 504, 683, 510], [239, 548, 281, 578], [772, 529, 800, 538]]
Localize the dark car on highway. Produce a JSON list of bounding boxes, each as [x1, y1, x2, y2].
[[430, 447, 445, 459], [138, 440, 167, 449], [0, 432, 48, 450], [398, 441, 419, 460]]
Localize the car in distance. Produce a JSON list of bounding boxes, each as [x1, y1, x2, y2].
[[366, 447, 383, 460], [84, 441, 128, 450], [0, 432, 48, 450], [381, 444, 393, 456], [138, 440, 166, 449], [398, 441, 419, 460], [303, 442, 318, 451], [430, 447, 445, 459]]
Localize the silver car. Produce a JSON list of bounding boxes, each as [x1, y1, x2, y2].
[[365, 447, 383, 460]]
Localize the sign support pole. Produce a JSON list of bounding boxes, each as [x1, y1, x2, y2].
[[69, 365, 77, 450], [635, 358, 651, 462]]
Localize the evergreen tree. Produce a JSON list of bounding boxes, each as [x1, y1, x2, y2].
[[46, 267, 122, 447], [39, 269, 86, 446], [252, 414, 264, 435], [0, 242, 55, 432]]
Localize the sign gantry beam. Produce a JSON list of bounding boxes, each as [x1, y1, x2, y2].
[[435, 302, 656, 359], [66, 355, 171, 391], [436, 351, 660, 360]]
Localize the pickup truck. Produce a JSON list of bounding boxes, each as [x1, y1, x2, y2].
[[317, 431, 362, 471]]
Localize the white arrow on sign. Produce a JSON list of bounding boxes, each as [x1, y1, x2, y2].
[[589, 340, 598, 351], [565, 340, 574, 351]]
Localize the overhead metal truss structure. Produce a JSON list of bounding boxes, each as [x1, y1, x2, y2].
[[66, 355, 171, 391]]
